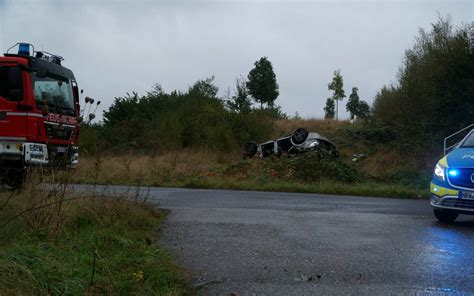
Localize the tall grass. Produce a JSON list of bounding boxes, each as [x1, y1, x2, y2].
[[73, 149, 428, 199], [0, 171, 188, 295], [74, 118, 432, 199], [74, 149, 239, 186]]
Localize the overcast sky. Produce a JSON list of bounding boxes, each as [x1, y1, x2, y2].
[[1, 0, 472, 120]]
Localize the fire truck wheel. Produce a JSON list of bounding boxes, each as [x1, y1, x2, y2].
[[4, 169, 25, 190]]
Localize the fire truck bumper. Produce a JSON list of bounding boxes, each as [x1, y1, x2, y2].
[[0, 141, 23, 161], [0, 142, 80, 169]]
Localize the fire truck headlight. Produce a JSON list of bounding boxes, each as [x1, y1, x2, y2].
[[434, 163, 446, 181]]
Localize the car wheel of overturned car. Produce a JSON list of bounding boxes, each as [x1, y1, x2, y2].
[[433, 209, 458, 223], [291, 128, 309, 145], [244, 141, 258, 157]]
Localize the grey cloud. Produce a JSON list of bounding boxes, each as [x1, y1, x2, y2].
[[1, 0, 472, 119]]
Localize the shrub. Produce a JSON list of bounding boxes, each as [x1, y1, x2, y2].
[[372, 18, 474, 154], [226, 152, 359, 184], [97, 78, 284, 154]]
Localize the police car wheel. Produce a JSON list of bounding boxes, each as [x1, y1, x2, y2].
[[433, 209, 458, 223]]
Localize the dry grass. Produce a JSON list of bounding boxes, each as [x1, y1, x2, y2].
[[0, 172, 189, 295], [76, 119, 359, 187], [74, 149, 241, 186], [72, 118, 430, 198], [359, 149, 412, 177], [73, 148, 428, 199]]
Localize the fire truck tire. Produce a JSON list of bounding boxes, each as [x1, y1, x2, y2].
[[4, 168, 25, 190]]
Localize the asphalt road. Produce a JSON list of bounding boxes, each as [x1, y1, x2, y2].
[[77, 185, 474, 295]]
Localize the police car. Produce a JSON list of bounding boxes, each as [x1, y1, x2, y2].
[[431, 126, 474, 222]]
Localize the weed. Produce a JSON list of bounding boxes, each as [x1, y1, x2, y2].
[[0, 162, 189, 295]]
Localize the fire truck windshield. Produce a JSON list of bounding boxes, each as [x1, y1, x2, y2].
[[31, 74, 75, 116]]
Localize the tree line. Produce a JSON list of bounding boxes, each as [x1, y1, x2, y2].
[[323, 70, 370, 121], [82, 16, 473, 160], [81, 57, 283, 153], [372, 17, 473, 155], [323, 17, 473, 159]]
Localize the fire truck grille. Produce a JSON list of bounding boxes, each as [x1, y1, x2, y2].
[[448, 168, 474, 189], [47, 145, 72, 168], [44, 123, 74, 140]]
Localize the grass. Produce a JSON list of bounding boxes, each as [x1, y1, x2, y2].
[[182, 178, 427, 199], [72, 152, 429, 199], [0, 181, 189, 295], [72, 119, 435, 199]]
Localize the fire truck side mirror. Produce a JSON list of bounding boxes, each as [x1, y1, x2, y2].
[[8, 67, 23, 101]]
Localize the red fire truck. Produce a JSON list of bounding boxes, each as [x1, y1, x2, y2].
[[0, 43, 80, 187]]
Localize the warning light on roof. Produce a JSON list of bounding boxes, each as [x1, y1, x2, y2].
[[18, 43, 30, 56]]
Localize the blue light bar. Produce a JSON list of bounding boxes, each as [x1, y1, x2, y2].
[[18, 43, 30, 56], [448, 169, 459, 177]]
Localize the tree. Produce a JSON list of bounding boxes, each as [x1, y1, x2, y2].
[[227, 77, 252, 114], [324, 97, 335, 119], [346, 87, 371, 120], [328, 70, 345, 120], [346, 87, 360, 120], [357, 101, 370, 119], [188, 76, 219, 98], [246, 57, 279, 109], [103, 92, 141, 126], [372, 17, 474, 152]]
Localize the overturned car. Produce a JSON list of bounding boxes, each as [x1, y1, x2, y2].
[[244, 128, 339, 158]]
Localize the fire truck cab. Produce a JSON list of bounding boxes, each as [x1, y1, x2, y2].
[[0, 43, 80, 187]]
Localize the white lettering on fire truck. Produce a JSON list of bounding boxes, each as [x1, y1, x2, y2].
[[47, 113, 78, 125]]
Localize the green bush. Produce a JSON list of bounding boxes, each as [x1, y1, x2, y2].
[[372, 18, 474, 154], [334, 122, 395, 147], [385, 169, 432, 188], [242, 152, 360, 183], [78, 123, 100, 155], [289, 152, 359, 183], [97, 78, 284, 153]]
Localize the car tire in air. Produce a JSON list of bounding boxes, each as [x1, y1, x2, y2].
[[433, 209, 458, 223], [244, 141, 258, 157], [291, 128, 309, 145]]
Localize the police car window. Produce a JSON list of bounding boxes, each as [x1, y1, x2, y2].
[[461, 132, 474, 148]]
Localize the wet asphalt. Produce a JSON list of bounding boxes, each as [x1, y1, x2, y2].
[[73, 185, 474, 295], [148, 187, 474, 295]]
